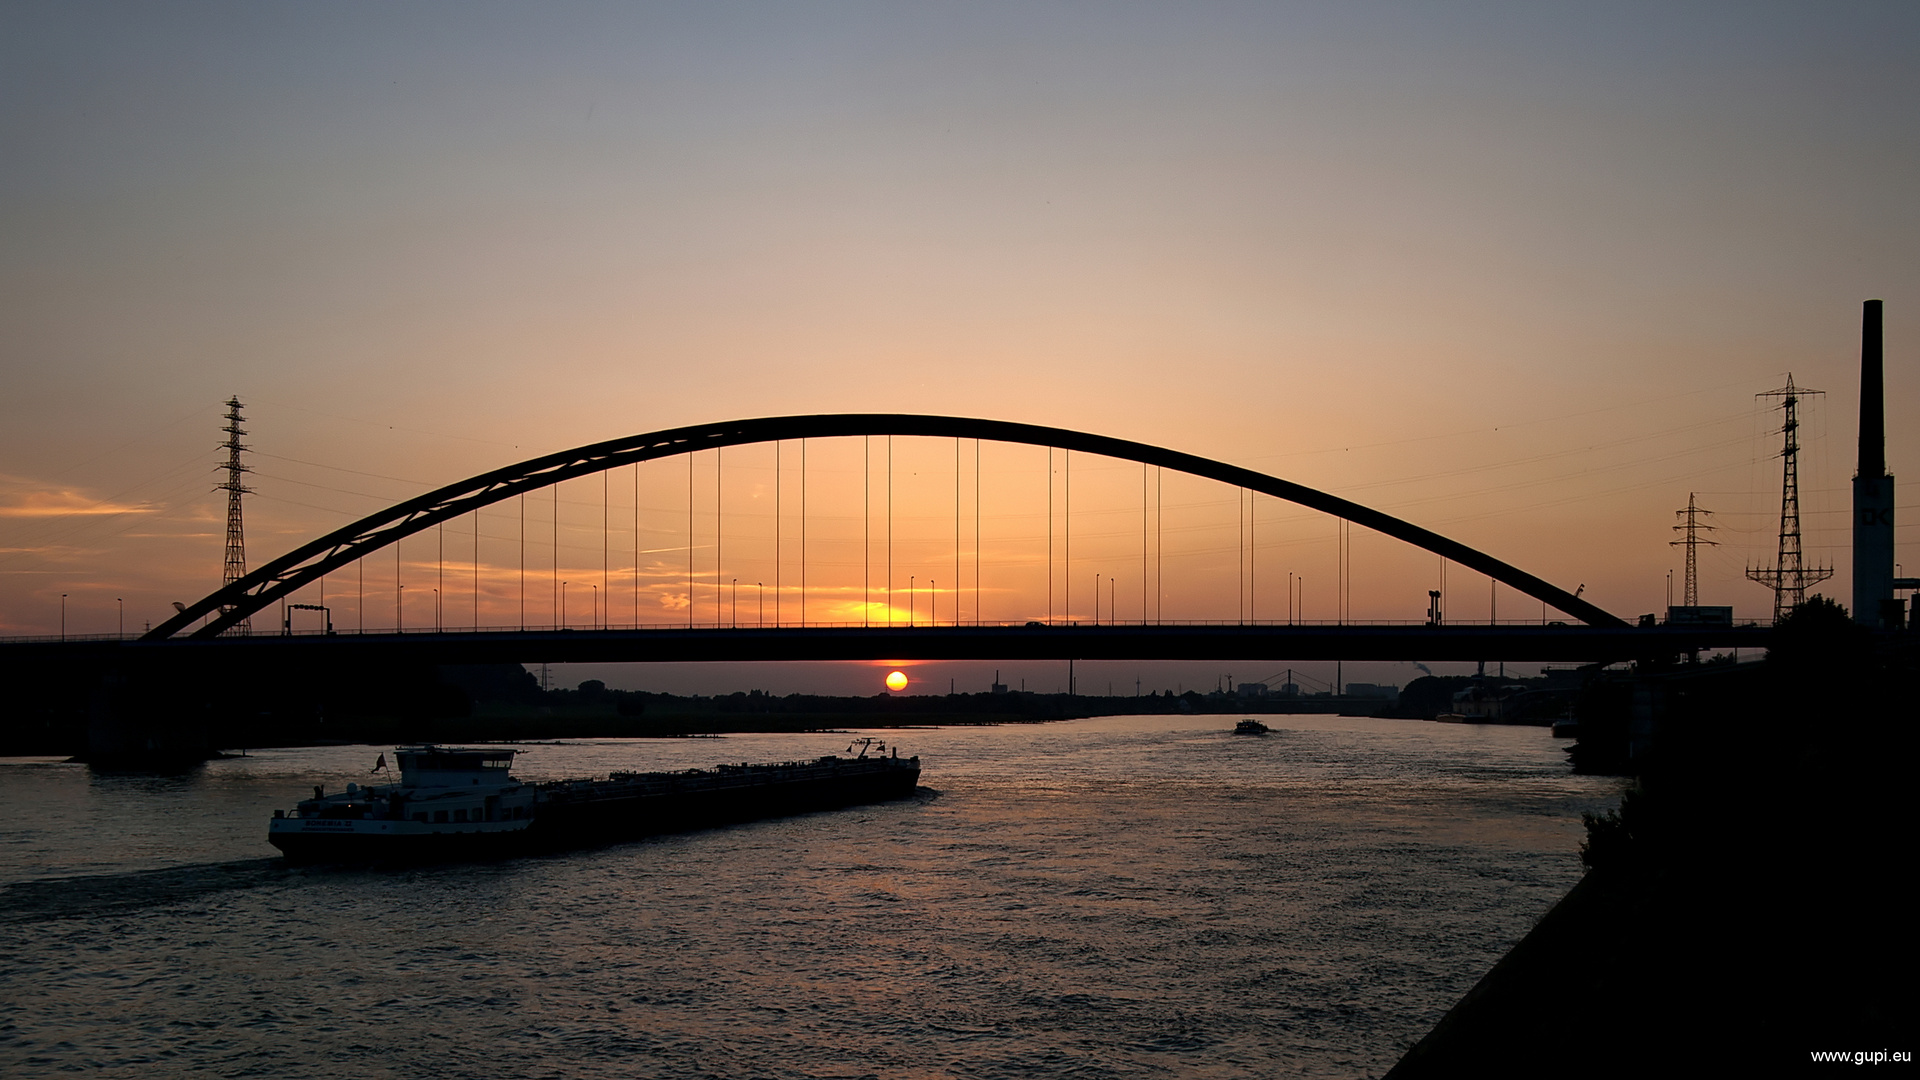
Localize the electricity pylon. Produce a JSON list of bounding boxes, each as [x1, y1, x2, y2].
[[217, 396, 253, 636], [1746, 375, 1832, 624], [1671, 493, 1715, 607]]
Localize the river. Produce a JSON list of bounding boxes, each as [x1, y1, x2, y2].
[[0, 714, 1619, 1079]]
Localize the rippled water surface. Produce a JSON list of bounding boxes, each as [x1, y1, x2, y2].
[[0, 715, 1619, 1078]]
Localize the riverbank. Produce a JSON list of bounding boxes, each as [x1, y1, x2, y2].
[[1390, 608, 1915, 1074], [1388, 851, 1911, 1075]]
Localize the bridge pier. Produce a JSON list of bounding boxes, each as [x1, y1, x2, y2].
[[78, 655, 238, 768]]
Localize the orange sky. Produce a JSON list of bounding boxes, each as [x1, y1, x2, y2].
[[2, 3, 1915, 691]]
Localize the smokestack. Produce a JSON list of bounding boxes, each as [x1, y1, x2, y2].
[[1852, 299, 1896, 627], [1859, 299, 1886, 480]]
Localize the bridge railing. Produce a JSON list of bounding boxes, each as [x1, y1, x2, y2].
[[1, 618, 1762, 643]]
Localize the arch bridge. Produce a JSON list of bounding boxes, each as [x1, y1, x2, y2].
[[143, 413, 1628, 651]]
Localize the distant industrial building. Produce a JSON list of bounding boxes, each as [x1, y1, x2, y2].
[[1853, 300, 1903, 628], [1343, 682, 1400, 703], [1665, 606, 1733, 627]]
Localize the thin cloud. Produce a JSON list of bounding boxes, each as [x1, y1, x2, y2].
[[0, 476, 156, 519]]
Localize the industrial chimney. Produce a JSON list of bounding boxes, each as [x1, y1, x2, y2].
[[1852, 299, 1897, 627]]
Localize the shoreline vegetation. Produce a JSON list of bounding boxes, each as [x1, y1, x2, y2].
[[1388, 598, 1916, 1075]]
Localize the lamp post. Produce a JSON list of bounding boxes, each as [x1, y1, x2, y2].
[[732, 578, 738, 628], [433, 588, 440, 632], [756, 583, 763, 628], [396, 585, 403, 634], [561, 581, 568, 630], [590, 584, 598, 630], [930, 580, 935, 627], [909, 576, 915, 626], [1109, 577, 1116, 626], [117, 598, 123, 639], [60, 593, 67, 641]]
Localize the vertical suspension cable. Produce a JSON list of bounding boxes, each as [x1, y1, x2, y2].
[[954, 437, 960, 628], [641, 461, 648, 626], [1047, 446, 1053, 624], [601, 470, 608, 630], [864, 436, 870, 627], [472, 509, 479, 630], [974, 438, 980, 626], [1156, 467, 1162, 625], [1065, 449, 1071, 623], [632, 462, 638, 628], [886, 435, 893, 627], [359, 555, 364, 633], [801, 438, 807, 626], [715, 446, 722, 629], [688, 451, 694, 630], [1142, 463, 1147, 626], [552, 484, 559, 629], [1238, 488, 1244, 625], [395, 536, 402, 632], [437, 521, 444, 633], [519, 492, 525, 631], [775, 440, 781, 629]]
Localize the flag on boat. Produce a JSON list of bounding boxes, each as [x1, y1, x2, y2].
[[372, 753, 388, 774]]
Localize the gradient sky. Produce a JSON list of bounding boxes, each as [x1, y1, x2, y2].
[[2, 2, 1915, 694]]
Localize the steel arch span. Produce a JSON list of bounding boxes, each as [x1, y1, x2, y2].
[[144, 414, 1626, 640]]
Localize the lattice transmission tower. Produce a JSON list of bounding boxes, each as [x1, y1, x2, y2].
[[1670, 492, 1716, 607], [1745, 375, 1831, 624], [217, 396, 253, 636]]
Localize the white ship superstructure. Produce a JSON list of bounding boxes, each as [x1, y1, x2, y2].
[[268, 746, 537, 861]]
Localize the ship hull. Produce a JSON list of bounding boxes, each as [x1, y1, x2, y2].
[[269, 757, 920, 865], [268, 819, 537, 864], [530, 760, 920, 848]]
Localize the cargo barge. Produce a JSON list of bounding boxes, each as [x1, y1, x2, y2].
[[267, 741, 921, 864]]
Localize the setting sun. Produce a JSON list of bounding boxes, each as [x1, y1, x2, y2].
[[884, 670, 908, 692]]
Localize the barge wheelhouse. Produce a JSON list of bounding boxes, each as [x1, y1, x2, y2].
[[268, 746, 537, 863]]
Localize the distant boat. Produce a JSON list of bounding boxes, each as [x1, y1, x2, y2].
[[1233, 719, 1270, 736]]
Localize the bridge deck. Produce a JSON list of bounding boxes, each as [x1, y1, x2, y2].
[[9, 623, 1774, 664]]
